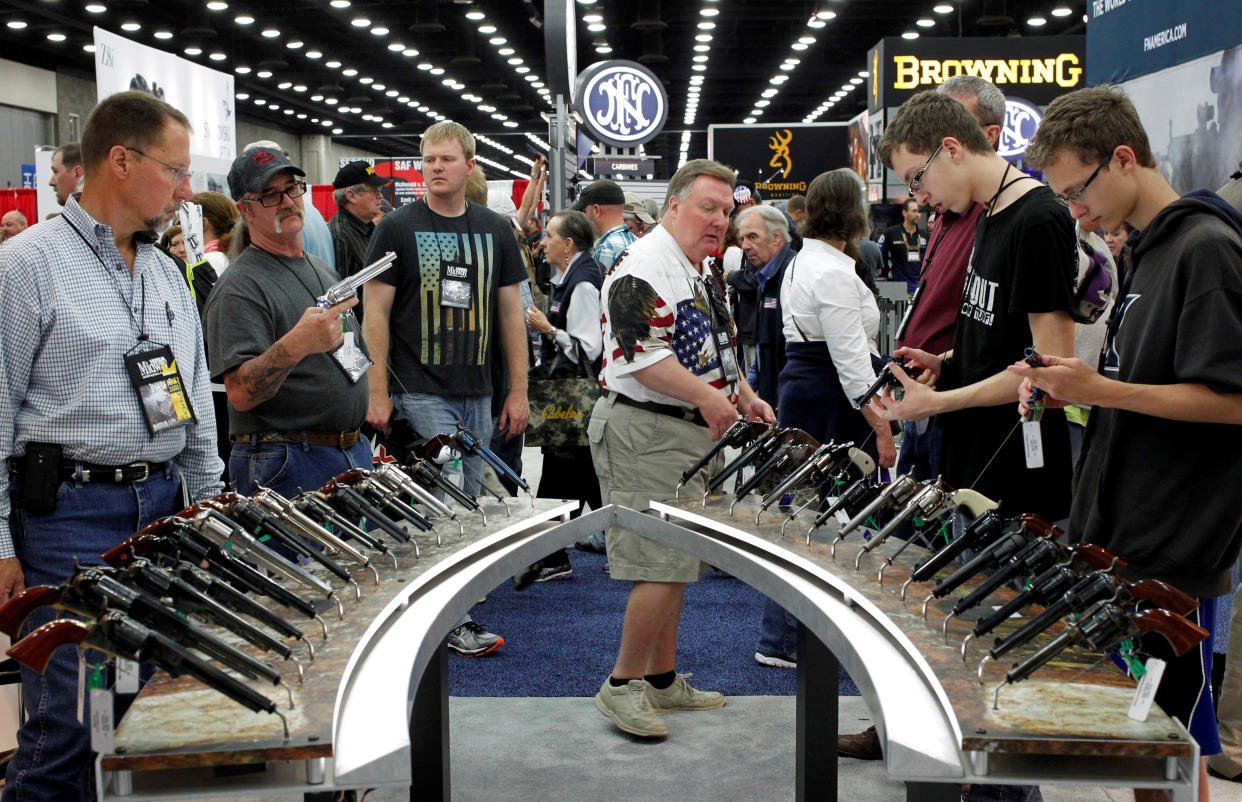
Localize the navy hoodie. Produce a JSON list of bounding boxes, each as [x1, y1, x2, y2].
[[1071, 191, 1242, 597]]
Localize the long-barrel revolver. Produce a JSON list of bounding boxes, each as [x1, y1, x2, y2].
[[8, 612, 290, 737], [316, 251, 396, 308], [676, 419, 771, 497], [250, 487, 381, 584]]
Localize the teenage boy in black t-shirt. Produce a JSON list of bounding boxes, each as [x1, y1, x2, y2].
[[1012, 86, 1242, 802], [870, 91, 1077, 524]]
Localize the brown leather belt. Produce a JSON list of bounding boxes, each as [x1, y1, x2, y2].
[[233, 430, 362, 448]]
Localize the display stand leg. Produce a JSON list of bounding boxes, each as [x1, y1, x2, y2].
[[904, 781, 961, 801], [409, 643, 450, 802], [796, 620, 838, 802]]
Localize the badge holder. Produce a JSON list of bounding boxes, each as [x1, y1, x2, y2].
[[124, 340, 197, 436], [702, 278, 742, 385], [332, 314, 372, 384], [440, 259, 474, 310]]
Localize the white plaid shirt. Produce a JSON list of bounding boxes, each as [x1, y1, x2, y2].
[[0, 196, 223, 558]]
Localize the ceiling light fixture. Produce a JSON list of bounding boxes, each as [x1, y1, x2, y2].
[[933, 3, 954, 13], [1051, 5, 1072, 16], [234, 14, 253, 25], [154, 30, 174, 39]]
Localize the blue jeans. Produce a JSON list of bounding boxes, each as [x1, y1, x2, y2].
[[756, 597, 798, 659], [390, 393, 490, 497], [228, 438, 374, 500], [6, 465, 183, 802]]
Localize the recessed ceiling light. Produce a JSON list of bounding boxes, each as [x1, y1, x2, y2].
[[209, 51, 227, 60], [206, 1, 228, 10], [278, 81, 292, 89], [306, 49, 322, 58], [1027, 15, 1047, 26], [85, 3, 107, 13], [498, 47, 515, 55], [901, 30, 919, 39], [791, 42, 808, 50], [693, 44, 709, 52], [700, 7, 719, 16], [755, 100, 770, 107], [359, 76, 374, 84], [917, 17, 935, 27], [807, 17, 826, 28], [403, 48, 418, 57], [324, 97, 338, 105], [83, 43, 96, 52], [254, 98, 266, 105], [478, 25, 497, 34], [507, 57, 523, 65], [183, 45, 201, 55], [430, 67, 444, 75], [798, 35, 815, 44], [743, 117, 756, 124], [342, 68, 358, 76], [850, 77, 863, 85], [294, 84, 306, 92], [417, 62, 433, 70], [697, 21, 716, 30], [815, 10, 836, 20], [933, 3, 954, 13], [154, 30, 174, 39], [465, 10, 485, 21], [489, 36, 506, 45], [695, 34, 712, 42], [297, 113, 306, 119], [121, 21, 141, 31], [370, 26, 388, 36], [761, 88, 777, 98], [691, 64, 706, 72], [386, 89, 399, 97], [1051, 5, 1072, 16], [235, 65, 251, 73], [284, 108, 294, 115], [858, 70, 869, 77], [236, 92, 250, 99], [779, 62, 795, 70], [582, 13, 602, 22], [329, 0, 349, 6], [596, 44, 612, 54], [269, 103, 280, 109], [257, 69, 272, 78], [587, 22, 606, 32], [333, 128, 343, 134], [516, 65, 531, 73], [693, 55, 708, 63], [47, 32, 67, 42], [261, 28, 280, 38], [234, 14, 253, 24], [350, 17, 369, 27]]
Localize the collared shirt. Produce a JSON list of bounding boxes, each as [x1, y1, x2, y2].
[[0, 196, 223, 557], [600, 225, 737, 407], [592, 223, 637, 271], [327, 207, 374, 279], [779, 238, 880, 407]]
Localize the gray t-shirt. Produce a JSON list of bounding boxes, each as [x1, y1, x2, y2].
[[203, 245, 369, 435]]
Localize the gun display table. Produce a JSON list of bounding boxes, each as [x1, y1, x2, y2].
[[94, 497, 1198, 801]]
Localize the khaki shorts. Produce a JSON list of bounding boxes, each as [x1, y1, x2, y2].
[[587, 393, 721, 583]]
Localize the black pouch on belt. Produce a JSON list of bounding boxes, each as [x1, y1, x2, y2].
[[18, 443, 62, 516]]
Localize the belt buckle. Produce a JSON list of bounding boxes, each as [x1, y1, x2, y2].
[[338, 431, 347, 449], [131, 462, 150, 482]]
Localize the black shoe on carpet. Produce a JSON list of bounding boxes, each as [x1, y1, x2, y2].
[[574, 538, 607, 554]]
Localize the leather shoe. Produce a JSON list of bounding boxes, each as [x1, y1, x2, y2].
[[837, 724, 882, 760], [1208, 764, 1242, 782]]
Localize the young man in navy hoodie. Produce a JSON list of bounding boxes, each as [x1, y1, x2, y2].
[[1014, 85, 1242, 802]]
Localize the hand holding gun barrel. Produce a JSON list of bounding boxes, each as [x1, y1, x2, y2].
[[853, 357, 925, 408], [7, 612, 291, 738], [702, 426, 791, 503]]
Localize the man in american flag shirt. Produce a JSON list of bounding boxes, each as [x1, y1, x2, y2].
[[587, 159, 774, 740]]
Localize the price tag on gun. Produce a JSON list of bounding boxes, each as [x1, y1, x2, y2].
[[1021, 347, 1045, 470], [316, 250, 397, 309]]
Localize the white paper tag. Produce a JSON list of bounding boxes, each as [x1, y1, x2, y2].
[[1128, 657, 1167, 722], [76, 657, 86, 724], [90, 688, 115, 753], [1022, 420, 1044, 469], [115, 657, 140, 694]]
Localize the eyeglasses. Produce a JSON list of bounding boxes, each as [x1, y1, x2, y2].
[[1056, 155, 1112, 204], [241, 181, 308, 207], [127, 147, 193, 183], [907, 144, 942, 196]]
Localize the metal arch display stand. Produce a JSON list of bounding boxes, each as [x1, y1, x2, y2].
[[95, 499, 1199, 802]]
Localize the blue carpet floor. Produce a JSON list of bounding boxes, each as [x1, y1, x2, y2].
[[449, 548, 860, 698]]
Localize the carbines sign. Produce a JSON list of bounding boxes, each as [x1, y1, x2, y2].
[[575, 60, 668, 149]]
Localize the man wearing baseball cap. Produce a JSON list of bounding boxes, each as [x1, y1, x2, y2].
[[203, 146, 372, 504], [574, 178, 636, 271], [623, 191, 655, 238], [329, 160, 391, 281]]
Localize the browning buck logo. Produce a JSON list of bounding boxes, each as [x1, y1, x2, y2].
[[768, 129, 793, 179]]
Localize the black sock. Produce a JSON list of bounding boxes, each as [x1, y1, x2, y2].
[[609, 675, 635, 687], [644, 670, 676, 689]]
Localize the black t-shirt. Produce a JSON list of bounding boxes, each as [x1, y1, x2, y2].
[[366, 199, 526, 397], [1072, 198, 1242, 597], [938, 186, 1076, 520], [203, 246, 370, 435], [880, 224, 927, 282]]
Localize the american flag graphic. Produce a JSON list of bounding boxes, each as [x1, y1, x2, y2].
[[673, 298, 720, 377]]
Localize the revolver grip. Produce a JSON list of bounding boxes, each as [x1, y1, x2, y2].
[[1070, 543, 1125, 571], [0, 586, 63, 640], [100, 534, 159, 568], [1135, 609, 1209, 656], [8, 618, 88, 673], [1127, 579, 1199, 618]]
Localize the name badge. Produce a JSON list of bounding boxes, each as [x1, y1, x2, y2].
[[332, 329, 372, 384], [440, 260, 474, 309], [713, 327, 742, 383], [123, 343, 197, 435]]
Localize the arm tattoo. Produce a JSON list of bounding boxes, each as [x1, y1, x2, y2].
[[233, 342, 298, 407]]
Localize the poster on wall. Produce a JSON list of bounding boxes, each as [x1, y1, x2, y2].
[[1088, 0, 1242, 85], [847, 110, 869, 184], [94, 27, 236, 194], [338, 157, 425, 207], [1121, 44, 1242, 194], [706, 123, 849, 200]]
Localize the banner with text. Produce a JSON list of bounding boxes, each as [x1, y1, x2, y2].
[[1088, 0, 1242, 85], [707, 123, 850, 201], [94, 27, 235, 194]]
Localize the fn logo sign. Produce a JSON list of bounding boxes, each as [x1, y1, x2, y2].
[[99, 43, 114, 67]]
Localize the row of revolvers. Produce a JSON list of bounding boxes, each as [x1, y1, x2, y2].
[[0, 424, 529, 740], [679, 422, 1209, 707]]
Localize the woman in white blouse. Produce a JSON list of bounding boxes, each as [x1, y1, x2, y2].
[[777, 168, 896, 467]]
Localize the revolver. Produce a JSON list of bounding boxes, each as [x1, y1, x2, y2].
[[316, 251, 396, 307]]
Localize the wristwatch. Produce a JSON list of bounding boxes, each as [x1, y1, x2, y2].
[[543, 327, 558, 338]]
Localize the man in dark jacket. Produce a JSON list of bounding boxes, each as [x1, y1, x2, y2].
[[736, 204, 795, 407], [1016, 85, 1242, 799], [328, 160, 389, 281], [877, 198, 927, 292]]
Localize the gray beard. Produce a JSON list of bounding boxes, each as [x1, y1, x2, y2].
[[274, 208, 304, 234]]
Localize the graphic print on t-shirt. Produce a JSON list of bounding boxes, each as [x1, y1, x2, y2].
[[413, 229, 495, 366], [672, 295, 721, 377], [959, 248, 999, 327]]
